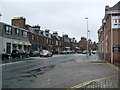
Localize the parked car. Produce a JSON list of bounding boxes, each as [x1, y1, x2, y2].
[[66, 50, 72, 54], [71, 50, 76, 54], [52, 50, 58, 54], [0, 51, 11, 60], [76, 50, 82, 54], [40, 50, 53, 57], [92, 50, 97, 54], [11, 49, 29, 58], [61, 50, 67, 54], [30, 51, 40, 57], [82, 50, 87, 54]]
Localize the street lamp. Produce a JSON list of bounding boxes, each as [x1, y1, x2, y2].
[[0, 13, 2, 21], [88, 30, 90, 50], [62, 32, 65, 50], [103, 19, 106, 61], [85, 17, 89, 57]]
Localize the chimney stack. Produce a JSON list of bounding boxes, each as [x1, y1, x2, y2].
[[11, 17, 26, 29]]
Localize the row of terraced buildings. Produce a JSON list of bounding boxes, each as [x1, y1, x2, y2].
[[0, 17, 79, 54]]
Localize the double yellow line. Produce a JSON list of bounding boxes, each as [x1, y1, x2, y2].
[[68, 62, 119, 89], [69, 76, 111, 89]]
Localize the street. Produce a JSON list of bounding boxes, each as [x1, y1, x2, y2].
[[2, 53, 119, 88]]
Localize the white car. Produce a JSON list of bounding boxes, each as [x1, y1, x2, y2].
[[40, 50, 53, 57], [82, 50, 87, 54], [92, 51, 97, 54]]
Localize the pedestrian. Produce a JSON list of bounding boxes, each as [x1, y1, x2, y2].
[[88, 50, 91, 56]]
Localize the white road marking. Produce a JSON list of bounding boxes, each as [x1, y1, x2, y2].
[[1, 60, 26, 66]]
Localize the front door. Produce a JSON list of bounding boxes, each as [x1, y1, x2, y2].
[[6, 43, 11, 54]]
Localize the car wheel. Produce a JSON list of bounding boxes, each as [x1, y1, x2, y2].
[[12, 56, 15, 58], [19, 55, 23, 58], [27, 55, 29, 58], [8, 56, 11, 59]]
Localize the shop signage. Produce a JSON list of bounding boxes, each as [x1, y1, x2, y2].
[[105, 35, 108, 53], [113, 45, 120, 52], [112, 16, 120, 28]]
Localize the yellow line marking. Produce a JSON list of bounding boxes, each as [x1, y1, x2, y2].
[[106, 63, 119, 71], [70, 76, 111, 89]]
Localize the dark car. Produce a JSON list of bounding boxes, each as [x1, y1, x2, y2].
[[11, 49, 29, 58], [30, 51, 40, 57], [0, 51, 11, 60], [76, 50, 82, 54], [52, 50, 58, 54]]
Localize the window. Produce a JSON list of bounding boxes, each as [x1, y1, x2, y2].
[[56, 40, 58, 45], [15, 28, 19, 36], [46, 34, 49, 37], [22, 31, 27, 38], [32, 34, 35, 40], [41, 32, 43, 35], [37, 36, 39, 41], [47, 39, 48, 44], [5, 26, 12, 35]]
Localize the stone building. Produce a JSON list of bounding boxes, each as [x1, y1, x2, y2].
[[98, 1, 120, 63]]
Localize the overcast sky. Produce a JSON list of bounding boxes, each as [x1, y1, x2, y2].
[[0, 0, 119, 42]]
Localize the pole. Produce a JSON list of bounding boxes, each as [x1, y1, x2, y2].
[[111, 11, 113, 63], [62, 32, 64, 50], [103, 19, 106, 61], [85, 17, 88, 57]]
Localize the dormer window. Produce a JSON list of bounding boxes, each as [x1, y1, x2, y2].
[[5, 25, 12, 35], [41, 31, 43, 35], [22, 31, 27, 38], [46, 34, 49, 37], [15, 28, 19, 36]]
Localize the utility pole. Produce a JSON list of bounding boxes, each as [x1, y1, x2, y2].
[[62, 32, 65, 50], [85, 17, 88, 57], [0, 13, 2, 21]]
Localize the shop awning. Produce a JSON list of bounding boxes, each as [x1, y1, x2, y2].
[[31, 43, 44, 46], [19, 42, 23, 45], [24, 42, 31, 46], [65, 47, 70, 49], [13, 41, 18, 44]]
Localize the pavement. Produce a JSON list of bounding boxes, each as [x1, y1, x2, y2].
[[71, 75, 119, 89], [71, 54, 120, 89]]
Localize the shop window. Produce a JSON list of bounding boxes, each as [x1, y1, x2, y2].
[[18, 45, 22, 49]]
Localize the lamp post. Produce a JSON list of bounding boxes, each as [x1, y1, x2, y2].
[[62, 32, 65, 50], [103, 19, 106, 61], [88, 30, 90, 50], [0, 13, 2, 21], [85, 17, 88, 57]]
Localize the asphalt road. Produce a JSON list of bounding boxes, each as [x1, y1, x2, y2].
[[2, 54, 118, 88]]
